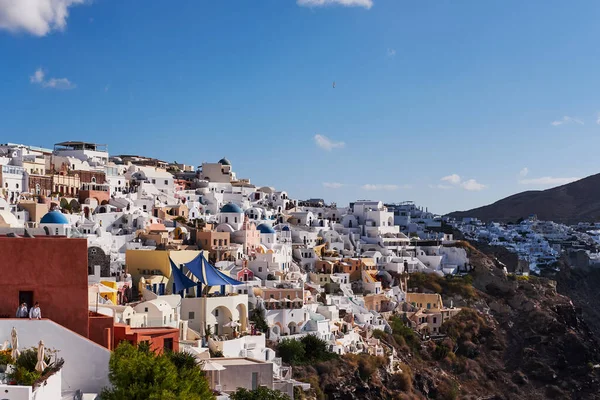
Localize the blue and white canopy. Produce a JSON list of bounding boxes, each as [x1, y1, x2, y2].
[[181, 253, 243, 287], [170, 258, 197, 293]]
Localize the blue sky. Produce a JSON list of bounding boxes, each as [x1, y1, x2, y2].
[[1, 0, 599, 214]]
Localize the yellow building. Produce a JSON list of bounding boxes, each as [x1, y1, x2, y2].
[[126, 249, 207, 291], [406, 293, 443, 312], [100, 280, 118, 304]]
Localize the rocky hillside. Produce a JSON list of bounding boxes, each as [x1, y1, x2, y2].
[[447, 173, 600, 224], [293, 243, 600, 400]]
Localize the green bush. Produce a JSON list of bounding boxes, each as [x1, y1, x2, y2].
[[389, 316, 420, 352], [230, 386, 290, 400], [100, 342, 213, 400], [277, 336, 336, 365], [278, 339, 306, 365], [433, 344, 450, 361], [9, 366, 41, 386], [249, 309, 269, 333], [407, 272, 475, 299]]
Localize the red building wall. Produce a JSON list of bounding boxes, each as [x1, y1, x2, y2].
[[113, 324, 179, 354], [88, 312, 115, 350], [78, 189, 110, 205], [0, 236, 89, 338]]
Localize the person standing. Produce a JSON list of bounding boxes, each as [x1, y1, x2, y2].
[[15, 303, 28, 318], [29, 302, 41, 320]]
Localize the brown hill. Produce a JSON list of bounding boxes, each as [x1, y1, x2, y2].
[[448, 173, 600, 224]]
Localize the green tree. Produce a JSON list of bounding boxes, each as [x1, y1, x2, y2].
[[277, 339, 306, 365], [229, 386, 291, 400], [300, 335, 329, 362], [100, 342, 214, 400], [249, 308, 269, 334]]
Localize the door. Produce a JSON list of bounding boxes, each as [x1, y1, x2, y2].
[[163, 338, 173, 352], [251, 372, 258, 390], [19, 291, 34, 309]]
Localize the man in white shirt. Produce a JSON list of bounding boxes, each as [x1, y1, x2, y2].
[[29, 302, 41, 319], [16, 303, 28, 318]]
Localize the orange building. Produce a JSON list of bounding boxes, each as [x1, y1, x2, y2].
[[196, 230, 232, 261]]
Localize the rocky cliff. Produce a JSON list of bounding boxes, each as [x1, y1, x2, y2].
[[293, 242, 600, 400]]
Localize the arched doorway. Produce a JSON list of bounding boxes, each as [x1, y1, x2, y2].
[[288, 321, 298, 335], [236, 303, 248, 332], [211, 306, 233, 336]]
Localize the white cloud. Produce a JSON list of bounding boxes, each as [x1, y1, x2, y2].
[[297, 0, 373, 9], [361, 184, 404, 191], [519, 167, 529, 178], [438, 173, 486, 191], [460, 179, 486, 191], [43, 77, 75, 89], [441, 174, 461, 185], [387, 48, 396, 57], [30, 67, 75, 90], [551, 116, 584, 126], [0, 0, 86, 36], [323, 182, 344, 189], [596, 113, 600, 125], [314, 134, 345, 151], [518, 176, 580, 186], [29, 68, 44, 83]]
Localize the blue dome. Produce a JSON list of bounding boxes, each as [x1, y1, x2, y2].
[[40, 210, 69, 225], [257, 223, 276, 234], [282, 226, 290, 231], [220, 203, 243, 213], [218, 158, 231, 166]]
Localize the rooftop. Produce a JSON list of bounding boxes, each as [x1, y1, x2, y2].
[[215, 357, 267, 366]]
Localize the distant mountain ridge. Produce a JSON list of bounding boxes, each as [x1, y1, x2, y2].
[[448, 173, 600, 224]]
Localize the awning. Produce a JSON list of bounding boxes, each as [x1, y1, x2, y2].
[[170, 258, 197, 293], [183, 253, 243, 287]]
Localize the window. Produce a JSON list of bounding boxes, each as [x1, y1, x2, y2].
[[224, 240, 228, 245], [188, 311, 195, 319], [143, 205, 147, 210], [164, 180, 168, 185], [152, 179, 156, 184], [225, 217, 229, 223], [55, 228, 59, 235], [16, 183, 19, 189], [433, 317, 437, 324], [215, 309, 219, 317], [144, 307, 149, 312], [259, 267, 262, 272], [214, 239, 217, 246], [427, 303, 431, 309]]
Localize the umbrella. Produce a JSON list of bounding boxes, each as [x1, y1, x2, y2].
[[35, 340, 47, 372], [224, 321, 240, 328], [202, 360, 226, 390], [89, 283, 118, 293], [89, 283, 117, 312], [202, 360, 226, 371], [10, 327, 19, 360], [267, 298, 280, 302]]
